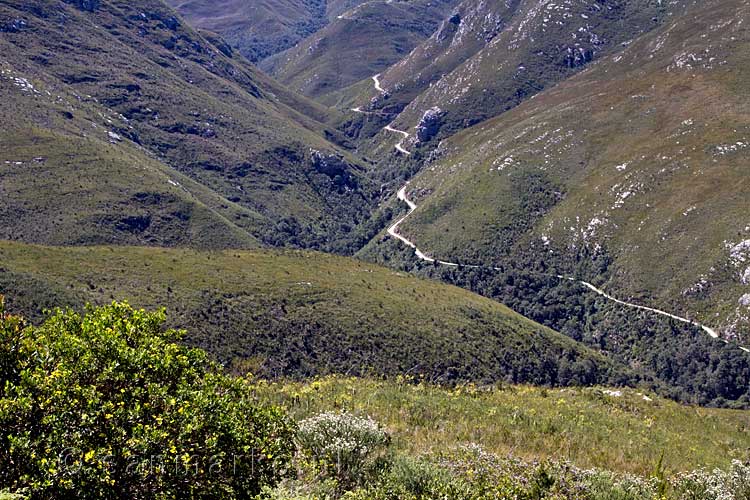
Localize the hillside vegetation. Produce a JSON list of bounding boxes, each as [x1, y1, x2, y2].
[[3, 303, 749, 499], [342, 0, 696, 149], [0, 240, 622, 386], [0, 105, 262, 249], [397, 0, 750, 339], [2, 0, 750, 497], [256, 376, 750, 476], [0, 0, 373, 251], [337, 0, 518, 121], [261, 0, 457, 98], [384, 0, 695, 141], [166, 0, 369, 62], [256, 376, 750, 499], [353, 0, 750, 408]]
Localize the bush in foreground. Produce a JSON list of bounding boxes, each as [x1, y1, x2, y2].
[[0, 299, 295, 499], [297, 411, 390, 489]]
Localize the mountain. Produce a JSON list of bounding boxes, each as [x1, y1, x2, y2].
[[3, 0, 750, 496], [260, 0, 457, 98], [0, 0, 373, 251], [0, 240, 624, 385], [2, 0, 749, 407], [346, 0, 696, 145], [165, 0, 369, 62], [340, 0, 517, 116], [359, 0, 750, 404]]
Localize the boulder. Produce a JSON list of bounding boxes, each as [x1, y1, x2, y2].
[[416, 106, 444, 143], [310, 150, 357, 187]]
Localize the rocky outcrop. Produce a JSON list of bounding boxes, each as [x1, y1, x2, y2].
[[416, 106, 444, 142], [0, 18, 27, 33], [200, 30, 234, 58], [311, 150, 348, 177], [563, 46, 594, 69]]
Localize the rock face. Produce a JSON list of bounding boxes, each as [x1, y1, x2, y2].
[[563, 46, 594, 69], [200, 30, 234, 58], [416, 107, 444, 142]]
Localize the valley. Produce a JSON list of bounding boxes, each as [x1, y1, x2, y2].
[[363, 67, 749, 358], [260, 0, 457, 98], [1, 0, 749, 497]]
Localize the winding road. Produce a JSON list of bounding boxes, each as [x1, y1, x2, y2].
[[388, 181, 749, 353], [352, 75, 412, 155], [356, 72, 748, 352], [383, 125, 411, 155]]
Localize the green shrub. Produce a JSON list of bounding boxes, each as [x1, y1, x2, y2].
[[297, 411, 389, 489], [0, 299, 295, 499], [346, 445, 664, 500], [578, 469, 658, 500], [261, 478, 340, 500], [381, 456, 454, 497], [343, 455, 472, 500]]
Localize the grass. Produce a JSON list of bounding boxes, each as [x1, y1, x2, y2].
[[251, 376, 750, 476], [0, 118, 263, 249], [0, 240, 625, 386]]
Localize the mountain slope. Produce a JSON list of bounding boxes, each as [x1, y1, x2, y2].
[[349, 0, 517, 115], [0, 0, 373, 251], [260, 0, 457, 98], [165, 0, 369, 62], [0, 240, 626, 385], [348, 0, 696, 146], [392, 0, 750, 342], [0, 61, 264, 249]]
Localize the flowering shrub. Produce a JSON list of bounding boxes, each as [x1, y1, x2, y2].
[[670, 460, 750, 500], [341, 444, 750, 500], [297, 411, 389, 488], [0, 300, 295, 499]]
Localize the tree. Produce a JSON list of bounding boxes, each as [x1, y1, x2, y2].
[[0, 298, 295, 499]]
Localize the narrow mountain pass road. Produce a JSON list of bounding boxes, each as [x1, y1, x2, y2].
[[383, 125, 411, 155], [357, 72, 747, 352], [388, 182, 750, 353], [352, 75, 412, 154]]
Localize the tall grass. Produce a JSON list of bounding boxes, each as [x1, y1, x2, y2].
[[250, 376, 750, 476]]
